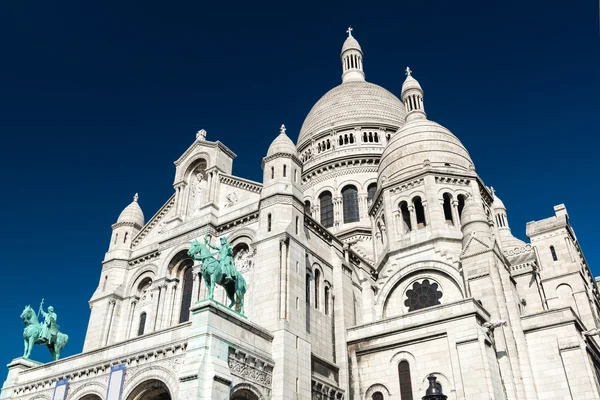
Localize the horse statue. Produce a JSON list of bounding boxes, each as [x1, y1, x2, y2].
[[188, 237, 247, 316], [20, 305, 69, 361]]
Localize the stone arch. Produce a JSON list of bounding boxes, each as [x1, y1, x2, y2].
[[128, 266, 158, 296], [67, 381, 106, 400], [336, 179, 362, 196], [31, 395, 52, 400], [230, 382, 265, 400], [315, 185, 336, 199], [176, 152, 211, 183], [378, 261, 464, 319], [227, 227, 256, 247], [159, 243, 197, 277], [390, 351, 417, 400], [122, 367, 177, 400], [365, 383, 391, 399]]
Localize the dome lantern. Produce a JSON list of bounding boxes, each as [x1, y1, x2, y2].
[[341, 27, 365, 83], [402, 67, 426, 122]]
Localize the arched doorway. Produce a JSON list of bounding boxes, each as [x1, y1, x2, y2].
[[126, 379, 171, 400], [231, 388, 260, 400]]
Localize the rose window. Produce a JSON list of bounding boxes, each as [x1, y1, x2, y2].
[[404, 279, 443, 311]]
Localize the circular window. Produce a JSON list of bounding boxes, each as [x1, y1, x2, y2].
[[404, 279, 443, 311]]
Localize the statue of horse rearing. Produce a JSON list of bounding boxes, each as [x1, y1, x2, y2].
[[188, 239, 247, 316], [20, 305, 68, 361]]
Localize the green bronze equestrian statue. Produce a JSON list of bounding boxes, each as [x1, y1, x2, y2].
[[20, 300, 68, 361], [188, 234, 247, 316]]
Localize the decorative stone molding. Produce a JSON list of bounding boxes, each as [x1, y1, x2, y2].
[[216, 212, 260, 234], [503, 244, 533, 257], [312, 376, 344, 399], [132, 196, 176, 248], [434, 176, 471, 186], [220, 174, 262, 194], [388, 178, 424, 194], [228, 347, 274, 389], [128, 250, 161, 266]]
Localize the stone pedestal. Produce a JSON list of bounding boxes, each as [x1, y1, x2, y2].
[[0, 358, 42, 400], [178, 299, 274, 400]]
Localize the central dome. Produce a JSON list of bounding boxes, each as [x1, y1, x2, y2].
[[297, 81, 406, 145]]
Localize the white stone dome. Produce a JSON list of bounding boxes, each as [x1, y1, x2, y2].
[[401, 75, 422, 93], [297, 81, 406, 146], [341, 35, 362, 53], [379, 119, 474, 185], [116, 194, 144, 227], [267, 126, 298, 157]]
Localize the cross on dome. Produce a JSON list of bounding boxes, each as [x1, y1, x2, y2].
[[133, 193, 139, 202], [405, 66, 412, 77], [280, 124, 286, 135], [346, 26, 353, 37]]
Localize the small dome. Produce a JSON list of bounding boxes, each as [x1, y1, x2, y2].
[[267, 125, 298, 157], [116, 193, 144, 227], [341, 35, 362, 54], [492, 192, 506, 210], [402, 75, 422, 93], [298, 81, 406, 145], [379, 119, 473, 185]]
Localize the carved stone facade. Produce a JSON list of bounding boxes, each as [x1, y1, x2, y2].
[[2, 30, 599, 400]]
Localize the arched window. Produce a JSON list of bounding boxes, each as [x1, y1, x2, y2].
[[443, 193, 453, 225], [138, 312, 147, 336], [271, 166, 274, 179], [314, 269, 320, 309], [324, 286, 330, 315], [550, 245, 558, 261], [304, 200, 311, 214], [296, 216, 299, 235], [363, 132, 368, 142], [374, 132, 379, 142], [283, 165, 287, 177], [413, 196, 426, 228], [114, 233, 118, 244], [124, 232, 128, 243], [320, 192, 334, 228], [326, 139, 331, 149], [344, 134, 348, 144], [342, 185, 360, 223], [350, 133, 355, 144], [501, 214, 507, 227], [294, 169, 297, 182], [372, 392, 384, 400], [179, 266, 194, 323], [400, 201, 412, 232], [103, 275, 108, 291], [398, 361, 414, 400], [369, 132, 373, 142], [339, 136, 343, 146], [367, 183, 377, 202], [457, 194, 466, 219], [405, 279, 442, 311], [268, 214, 272, 232]]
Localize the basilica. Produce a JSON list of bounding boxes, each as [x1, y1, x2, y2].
[[2, 30, 600, 400]]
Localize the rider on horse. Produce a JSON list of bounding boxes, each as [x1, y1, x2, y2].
[[204, 234, 235, 282], [39, 305, 58, 345]]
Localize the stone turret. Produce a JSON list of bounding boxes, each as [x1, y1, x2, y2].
[[106, 193, 144, 258]]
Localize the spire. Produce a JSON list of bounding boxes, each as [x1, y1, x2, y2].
[[133, 193, 139, 203], [401, 66, 426, 122], [340, 27, 365, 83]]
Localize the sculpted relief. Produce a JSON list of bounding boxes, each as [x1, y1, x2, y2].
[[187, 163, 207, 217]]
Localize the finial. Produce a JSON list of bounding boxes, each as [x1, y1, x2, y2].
[[346, 26, 353, 37], [490, 186, 495, 196], [196, 129, 207, 141], [405, 66, 412, 77], [133, 193, 139, 202], [280, 124, 286, 135]]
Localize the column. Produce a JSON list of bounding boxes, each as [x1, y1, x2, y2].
[[104, 299, 116, 346], [172, 283, 183, 325], [409, 205, 417, 230], [150, 286, 161, 331], [451, 200, 461, 228], [127, 300, 138, 338], [422, 200, 429, 227], [169, 283, 179, 325]]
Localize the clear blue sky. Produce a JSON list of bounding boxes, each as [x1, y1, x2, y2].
[[0, 0, 598, 364]]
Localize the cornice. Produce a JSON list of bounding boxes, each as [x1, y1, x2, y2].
[[220, 174, 262, 194]]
